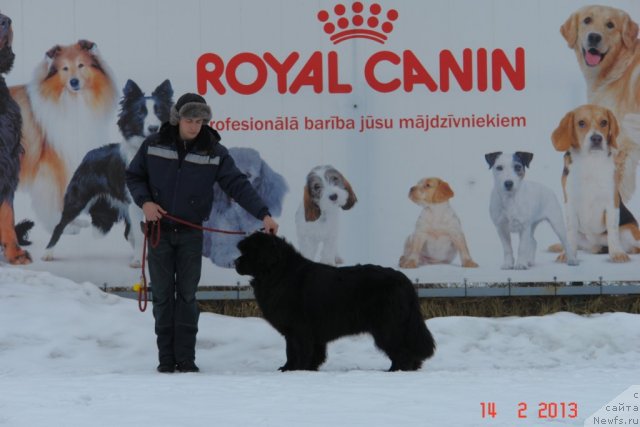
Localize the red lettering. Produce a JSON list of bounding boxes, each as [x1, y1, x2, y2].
[[439, 48, 473, 92], [477, 48, 488, 92], [403, 50, 438, 92], [327, 51, 352, 94], [196, 53, 226, 95], [365, 51, 401, 92], [289, 51, 323, 93], [226, 53, 267, 95], [263, 52, 299, 94], [492, 47, 525, 91]]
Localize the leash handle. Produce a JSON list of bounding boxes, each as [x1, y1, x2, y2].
[[136, 214, 248, 312]]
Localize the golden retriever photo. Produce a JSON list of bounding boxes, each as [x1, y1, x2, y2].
[[561, 5, 640, 202]]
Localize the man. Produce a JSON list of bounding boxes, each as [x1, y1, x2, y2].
[[126, 93, 278, 373]]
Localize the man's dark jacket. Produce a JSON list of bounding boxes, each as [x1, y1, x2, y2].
[[126, 123, 269, 225]]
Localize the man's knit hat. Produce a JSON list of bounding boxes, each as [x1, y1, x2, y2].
[[169, 93, 212, 125]]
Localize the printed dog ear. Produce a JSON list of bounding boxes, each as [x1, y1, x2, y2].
[[433, 180, 454, 203], [77, 39, 97, 52], [623, 14, 639, 48], [303, 185, 321, 222], [340, 175, 358, 211], [606, 109, 620, 149], [484, 152, 502, 169], [515, 151, 533, 168], [551, 111, 576, 152], [560, 12, 579, 49]]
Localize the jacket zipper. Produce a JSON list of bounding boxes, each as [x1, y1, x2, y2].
[[170, 141, 186, 218]]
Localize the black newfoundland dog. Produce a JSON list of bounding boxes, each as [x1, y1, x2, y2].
[[235, 232, 436, 371]]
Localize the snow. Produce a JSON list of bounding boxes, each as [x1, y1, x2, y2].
[[0, 268, 638, 426]]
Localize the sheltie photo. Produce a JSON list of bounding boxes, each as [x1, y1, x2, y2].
[[9, 39, 118, 233]]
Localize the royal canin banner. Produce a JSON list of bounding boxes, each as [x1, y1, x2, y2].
[[1, 0, 640, 287]]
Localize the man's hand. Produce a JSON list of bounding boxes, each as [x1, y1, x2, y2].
[[142, 202, 166, 222], [262, 215, 279, 235]]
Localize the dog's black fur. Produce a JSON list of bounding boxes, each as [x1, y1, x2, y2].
[[0, 13, 32, 263], [234, 232, 436, 371]]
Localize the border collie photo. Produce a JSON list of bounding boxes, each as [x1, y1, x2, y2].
[[43, 79, 173, 267], [203, 147, 288, 268], [235, 232, 436, 371]]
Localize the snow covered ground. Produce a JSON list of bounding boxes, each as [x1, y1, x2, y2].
[[0, 267, 638, 427]]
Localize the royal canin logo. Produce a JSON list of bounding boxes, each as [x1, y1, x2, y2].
[[196, 2, 525, 95], [317, 2, 399, 44]]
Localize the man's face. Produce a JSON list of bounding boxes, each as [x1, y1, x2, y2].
[[178, 117, 205, 141]]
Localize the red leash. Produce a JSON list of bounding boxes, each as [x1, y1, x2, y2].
[[137, 214, 247, 312]]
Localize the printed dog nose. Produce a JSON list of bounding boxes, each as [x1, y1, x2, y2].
[[590, 133, 603, 146], [329, 194, 338, 201], [70, 78, 80, 90], [504, 180, 513, 191], [148, 125, 159, 133], [587, 32, 602, 46]]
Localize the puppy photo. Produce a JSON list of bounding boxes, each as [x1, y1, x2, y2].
[[202, 147, 288, 268], [485, 151, 577, 269], [234, 232, 436, 372], [295, 165, 357, 265], [399, 177, 477, 269], [550, 104, 640, 262], [9, 40, 118, 233], [561, 5, 640, 201], [0, 12, 32, 264], [42, 79, 173, 267]]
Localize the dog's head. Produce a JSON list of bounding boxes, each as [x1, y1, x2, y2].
[[561, 5, 638, 75], [485, 151, 533, 194], [551, 104, 620, 156], [303, 165, 357, 222], [37, 39, 116, 103], [409, 177, 454, 206], [234, 232, 295, 277], [117, 79, 174, 142], [0, 13, 15, 75]]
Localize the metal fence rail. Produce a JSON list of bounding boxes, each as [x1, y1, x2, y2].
[[108, 284, 640, 301]]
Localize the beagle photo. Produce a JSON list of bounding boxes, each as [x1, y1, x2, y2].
[[486, 151, 577, 270], [551, 104, 640, 262], [295, 165, 357, 265], [399, 177, 477, 269]]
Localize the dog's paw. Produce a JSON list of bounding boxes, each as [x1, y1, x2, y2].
[[399, 257, 418, 269], [610, 251, 631, 263], [8, 249, 32, 265], [41, 250, 54, 262], [334, 256, 344, 265], [547, 243, 563, 253], [513, 263, 529, 270], [462, 259, 478, 268], [129, 257, 142, 268]]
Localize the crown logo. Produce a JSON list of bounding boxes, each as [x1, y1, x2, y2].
[[317, 2, 399, 45]]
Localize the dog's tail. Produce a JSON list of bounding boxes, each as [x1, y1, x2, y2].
[[407, 299, 437, 361], [397, 282, 436, 364], [15, 219, 35, 246]]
